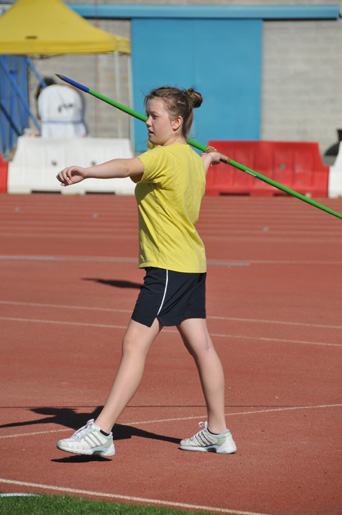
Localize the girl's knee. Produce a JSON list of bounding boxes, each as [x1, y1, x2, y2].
[[121, 333, 139, 355], [121, 318, 162, 358], [121, 329, 154, 358]]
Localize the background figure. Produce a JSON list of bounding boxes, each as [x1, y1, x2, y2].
[[37, 78, 88, 138]]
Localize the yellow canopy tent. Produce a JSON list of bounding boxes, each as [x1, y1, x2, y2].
[[0, 0, 130, 55], [0, 0, 131, 156]]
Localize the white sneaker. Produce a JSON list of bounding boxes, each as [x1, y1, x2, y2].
[[57, 419, 115, 457], [180, 422, 237, 454]]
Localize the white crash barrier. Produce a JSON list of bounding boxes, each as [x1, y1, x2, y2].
[[8, 136, 135, 194], [328, 142, 342, 198]]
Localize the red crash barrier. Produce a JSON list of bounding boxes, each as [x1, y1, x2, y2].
[[205, 141, 329, 197], [0, 153, 8, 193]]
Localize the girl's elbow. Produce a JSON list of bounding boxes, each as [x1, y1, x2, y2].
[[127, 158, 144, 178]]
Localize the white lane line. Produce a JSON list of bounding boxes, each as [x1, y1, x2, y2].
[[124, 403, 342, 427], [0, 300, 132, 313], [0, 255, 137, 263], [0, 255, 247, 266], [211, 333, 342, 347], [0, 479, 271, 515], [0, 493, 37, 497], [210, 316, 342, 330], [2, 255, 342, 266], [244, 260, 342, 265], [0, 317, 340, 347], [0, 233, 137, 240], [0, 317, 127, 330], [1, 300, 341, 331], [1, 404, 341, 439], [0, 428, 76, 438]]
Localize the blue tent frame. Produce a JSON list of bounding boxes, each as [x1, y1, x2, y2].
[[0, 56, 43, 158]]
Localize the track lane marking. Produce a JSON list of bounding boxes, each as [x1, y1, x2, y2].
[[210, 315, 342, 330], [2, 255, 342, 265], [211, 333, 342, 347], [0, 300, 132, 313], [1, 404, 341, 439], [0, 317, 128, 330], [0, 317, 341, 346], [1, 300, 341, 330]]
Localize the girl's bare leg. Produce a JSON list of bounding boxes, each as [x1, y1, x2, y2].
[[177, 318, 226, 434], [95, 318, 162, 433]]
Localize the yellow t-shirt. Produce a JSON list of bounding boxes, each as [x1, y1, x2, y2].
[[134, 144, 206, 273]]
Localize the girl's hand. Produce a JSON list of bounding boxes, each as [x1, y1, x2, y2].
[[205, 151, 229, 165], [202, 146, 229, 165], [201, 147, 230, 174], [57, 166, 88, 187]]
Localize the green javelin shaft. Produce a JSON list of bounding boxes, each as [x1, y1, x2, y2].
[[56, 74, 342, 220]]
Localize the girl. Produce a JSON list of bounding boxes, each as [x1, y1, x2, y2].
[[56, 86, 236, 456]]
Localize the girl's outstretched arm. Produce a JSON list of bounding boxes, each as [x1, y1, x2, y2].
[[57, 157, 144, 187]]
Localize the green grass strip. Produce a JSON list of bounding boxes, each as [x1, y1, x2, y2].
[[0, 493, 222, 515]]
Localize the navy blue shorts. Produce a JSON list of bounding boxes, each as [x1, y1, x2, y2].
[[131, 268, 206, 327]]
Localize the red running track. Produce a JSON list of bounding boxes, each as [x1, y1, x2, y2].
[[0, 194, 341, 515]]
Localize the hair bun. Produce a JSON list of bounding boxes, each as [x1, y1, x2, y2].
[[186, 88, 203, 108]]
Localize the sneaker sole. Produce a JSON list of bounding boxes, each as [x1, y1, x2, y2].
[[57, 442, 115, 457], [180, 444, 236, 454]]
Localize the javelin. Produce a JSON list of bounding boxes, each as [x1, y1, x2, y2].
[[56, 74, 342, 221]]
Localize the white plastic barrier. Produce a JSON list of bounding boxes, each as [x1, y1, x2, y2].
[[328, 142, 342, 198], [8, 136, 135, 195]]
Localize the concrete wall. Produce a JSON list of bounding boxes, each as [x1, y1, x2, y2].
[[262, 18, 342, 162], [28, 0, 342, 161]]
